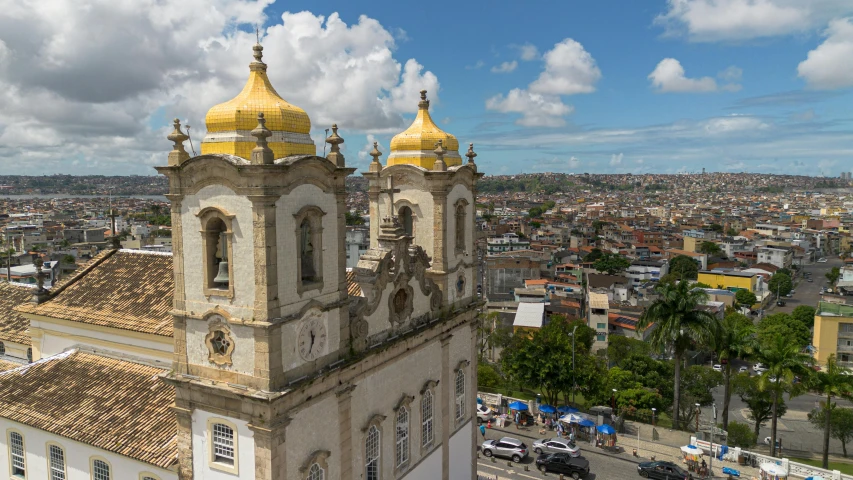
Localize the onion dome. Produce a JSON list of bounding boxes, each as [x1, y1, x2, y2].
[[387, 90, 461, 168], [201, 43, 315, 159]]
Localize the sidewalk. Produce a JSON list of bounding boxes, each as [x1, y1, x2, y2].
[[484, 420, 762, 479]]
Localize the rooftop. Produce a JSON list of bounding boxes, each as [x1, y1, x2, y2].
[[0, 282, 34, 344]]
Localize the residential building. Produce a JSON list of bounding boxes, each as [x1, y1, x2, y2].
[[588, 292, 609, 352], [813, 301, 853, 367], [697, 270, 760, 293], [345, 226, 370, 268], [487, 232, 530, 254]]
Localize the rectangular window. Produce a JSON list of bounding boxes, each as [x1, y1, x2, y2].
[[597, 323, 606, 329], [212, 423, 235, 465], [10, 431, 25, 477], [596, 333, 606, 341], [421, 392, 434, 447], [48, 445, 65, 480]]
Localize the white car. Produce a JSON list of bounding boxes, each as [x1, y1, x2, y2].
[[477, 404, 494, 424], [753, 363, 767, 374], [818, 258, 828, 263], [739, 366, 749, 374], [712, 364, 722, 372]]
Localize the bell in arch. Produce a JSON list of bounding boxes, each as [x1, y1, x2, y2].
[[213, 260, 229, 286]]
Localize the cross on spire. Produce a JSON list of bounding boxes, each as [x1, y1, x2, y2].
[[379, 176, 401, 225]]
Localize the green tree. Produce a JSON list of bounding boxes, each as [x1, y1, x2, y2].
[[616, 388, 665, 413], [345, 211, 365, 226], [758, 313, 812, 349], [709, 224, 724, 233], [543, 200, 556, 210], [668, 255, 700, 280], [727, 228, 739, 236], [809, 354, 853, 467], [61, 254, 75, 265], [638, 280, 719, 429], [529, 221, 541, 229], [678, 366, 723, 431], [620, 355, 675, 402], [699, 241, 722, 256], [711, 312, 756, 429], [727, 421, 757, 448], [584, 248, 604, 262], [827, 267, 842, 285], [528, 206, 544, 218], [809, 404, 853, 458], [477, 363, 503, 388], [734, 290, 758, 309], [593, 253, 631, 275], [776, 268, 792, 278], [607, 336, 651, 367], [733, 373, 788, 440], [791, 305, 817, 329], [768, 272, 793, 297], [758, 334, 813, 456]]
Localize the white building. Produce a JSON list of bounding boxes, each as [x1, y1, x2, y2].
[[487, 233, 530, 254], [345, 226, 370, 268]]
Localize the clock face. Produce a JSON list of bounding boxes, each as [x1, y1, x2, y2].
[[298, 317, 327, 361]]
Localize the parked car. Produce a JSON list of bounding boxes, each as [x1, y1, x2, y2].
[[738, 366, 749, 374], [536, 453, 590, 478], [819, 258, 828, 263], [785, 292, 793, 298], [532, 438, 581, 457], [481, 437, 529, 462], [476, 404, 493, 424], [712, 364, 722, 372], [776, 300, 786, 306], [807, 278, 814, 282], [638, 460, 693, 479], [753, 363, 767, 374]]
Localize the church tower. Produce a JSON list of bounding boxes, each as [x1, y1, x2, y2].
[[365, 90, 481, 305], [160, 43, 480, 480]]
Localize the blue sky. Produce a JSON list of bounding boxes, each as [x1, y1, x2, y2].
[[0, 0, 851, 176]]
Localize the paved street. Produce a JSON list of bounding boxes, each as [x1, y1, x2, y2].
[[772, 256, 842, 315]]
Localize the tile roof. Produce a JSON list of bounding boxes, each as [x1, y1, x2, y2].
[[0, 350, 176, 469], [0, 359, 22, 371], [345, 269, 363, 297], [0, 282, 33, 344], [16, 250, 174, 337]]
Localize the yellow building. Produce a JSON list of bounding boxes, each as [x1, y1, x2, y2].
[[697, 271, 759, 293], [813, 302, 853, 366]]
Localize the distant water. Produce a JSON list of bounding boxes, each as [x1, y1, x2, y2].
[[0, 194, 167, 201]]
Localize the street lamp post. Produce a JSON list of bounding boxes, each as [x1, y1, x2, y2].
[[695, 403, 701, 433], [611, 389, 618, 413], [571, 325, 577, 405], [651, 408, 656, 427]]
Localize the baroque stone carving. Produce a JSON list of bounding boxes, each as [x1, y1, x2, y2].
[[204, 315, 236, 366]]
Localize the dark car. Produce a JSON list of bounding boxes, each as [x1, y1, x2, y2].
[[638, 460, 693, 479], [536, 453, 590, 478]]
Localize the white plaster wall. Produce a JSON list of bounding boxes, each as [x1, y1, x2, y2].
[[0, 419, 176, 480], [185, 318, 255, 375], [1, 341, 29, 362], [32, 320, 172, 363], [401, 447, 441, 480], [192, 409, 255, 480], [285, 394, 340, 480], [280, 308, 336, 372], [409, 276, 432, 322], [350, 339, 444, 480], [447, 182, 474, 265], [181, 184, 256, 320], [448, 421, 475, 480]]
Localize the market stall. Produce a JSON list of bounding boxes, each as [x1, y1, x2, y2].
[[758, 462, 788, 480], [596, 424, 617, 450], [681, 445, 704, 474]]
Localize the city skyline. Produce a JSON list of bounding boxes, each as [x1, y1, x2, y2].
[[0, 0, 851, 176]]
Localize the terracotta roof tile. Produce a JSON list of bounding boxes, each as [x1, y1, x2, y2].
[[346, 269, 362, 297], [16, 250, 173, 337], [0, 350, 176, 469], [0, 359, 22, 371], [0, 282, 32, 344]]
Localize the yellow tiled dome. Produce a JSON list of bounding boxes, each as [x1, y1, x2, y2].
[[387, 91, 461, 168], [201, 43, 316, 159]]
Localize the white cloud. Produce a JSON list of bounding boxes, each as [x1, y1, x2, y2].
[[569, 156, 581, 168], [648, 58, 719, 93], [718, 65, 743, 82], [610, 153, 624, 166], [529, 39, 601, 96], [485, 38, 599, 127], [491, 61, 518, 73], [0, 5, 440, 173], [636, 158, 645, 164], [485, 89, 573, 127], [702, 115, 769, 133], [655, 0, 853, 42], [518, 43, 539, 61], [357, 134, 384, 163], [798, 17, 853, 89], [466, 60, 485, 70]]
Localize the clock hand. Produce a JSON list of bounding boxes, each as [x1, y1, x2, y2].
[[310, 330, 316, 349]]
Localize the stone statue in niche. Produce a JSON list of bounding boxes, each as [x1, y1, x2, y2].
[[455, 204, 465, 253], [393, 289, 407, 314], [300, 219, 316, 281]]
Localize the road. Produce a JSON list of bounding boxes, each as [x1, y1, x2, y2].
[[772, 257, 841, 315], [477, 428, 647, 480]]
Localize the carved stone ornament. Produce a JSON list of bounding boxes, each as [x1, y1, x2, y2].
[[204, 315, 236, 366], [388, 284, 414, 325], [456, 272, 466, 295]]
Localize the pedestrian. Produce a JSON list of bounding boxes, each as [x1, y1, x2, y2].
[[515, 411, 520, 430], [479, 423, 486, 439]]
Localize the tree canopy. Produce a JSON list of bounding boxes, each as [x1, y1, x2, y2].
[[791, 305, 817, 329], [735, 289, 758, 308], [758, 313, 812, 349], [593, 253, 631, 275], [699, 241, 722, 256], [733, 372, 788, 439], [768, 272, 793, 297], [809, 405, 853, 457], [668, 255, 699, 280]]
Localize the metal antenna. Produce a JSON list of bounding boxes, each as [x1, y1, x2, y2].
[[256, 26, 260, 44], [323, 128, 329, 156], [186, 124, 197, 156]]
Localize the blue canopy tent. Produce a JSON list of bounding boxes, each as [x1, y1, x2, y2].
[[578, 419, 595, 427], [596, 424, 615, 435], [538, 404, 556, 414], [557, 406, 578, 414], [596, 423, 617, 448], [508, 401, 528, 411]]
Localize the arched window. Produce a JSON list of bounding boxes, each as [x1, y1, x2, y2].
[[293, 206, 325, 292], [91, 459, 110, 480], [421, 390, 434, 447], [0, 341, 5, 355], [48, 444, 66, 480], [300, 219, 317, 282], [307, 463, 324, 480], [9, 431, 26, 476], [455, 370, 466, 421], [398, 206, 413, 236], [365, 425, 380, 480], [455, 203, 466, 253], [395, 407, 409, 467], [207, 217, 229, 289], [26, 347, 32, 363]]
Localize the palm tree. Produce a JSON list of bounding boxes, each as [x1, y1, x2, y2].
[[810, 354, 853, 468], [638, 280, 719, 430], [758, 334, 812, 457], [711, 312, 756, 430]]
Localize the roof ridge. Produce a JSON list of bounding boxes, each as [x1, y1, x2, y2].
[[117, 248, 173, 257], [26, 249, 119, 303]]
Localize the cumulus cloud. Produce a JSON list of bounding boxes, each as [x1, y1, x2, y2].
[[648, 58, 719, 93], [610, 153, 624, 166], [357, 134, 385, 164], [0, 3, 440, 173], [466, 60, 485, 70], [569, 156, 581, 168], [798, 17, 853, 89], [491, 61, 518, 73], [718, 66, 743, 82], [655, 0, 853, 42], [518, 43, 540, 61], [485, 38, 600, 127], [702, 115, 770, 133]]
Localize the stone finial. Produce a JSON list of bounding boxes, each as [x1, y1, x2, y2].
[[250, 112, 274, 164], [167, 118, 190, 166], [418, 89, 430, 110], [325, 124, 345, 167], [368, 141, 383, 173], [250, 42, 267, 72], [433, 140, 447, 172], [465, 143, 478, 172]]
